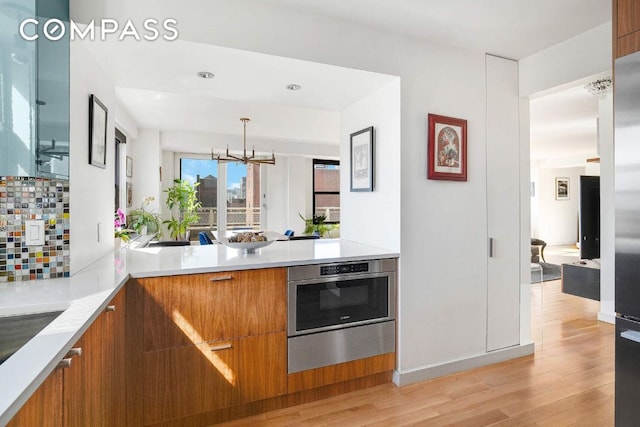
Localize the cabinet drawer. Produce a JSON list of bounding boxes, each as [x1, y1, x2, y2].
[[237, 332, 287, 402], [235, 268, 287, 338], [143, 340, 237, 425], [141, 272, 236, 352], [142, 332, 286, 425], [141, 269, 286, 352]]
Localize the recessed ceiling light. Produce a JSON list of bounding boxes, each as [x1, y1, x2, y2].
[[197, 71, 215, 79], [286, 83, 302, 91]]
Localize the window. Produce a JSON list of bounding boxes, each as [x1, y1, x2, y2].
[[179, 158, 261, 230], [115, 128, 126, 210], [313, 159, 340, 223], [226, 163, 261, 230]]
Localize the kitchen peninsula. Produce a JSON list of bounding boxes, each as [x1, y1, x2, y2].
[[0, 239, 398, 426]]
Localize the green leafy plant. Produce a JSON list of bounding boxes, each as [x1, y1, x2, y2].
[[129, 196, 162, 238], [164, 179, 201, 240], [298, 213, 336, 237]]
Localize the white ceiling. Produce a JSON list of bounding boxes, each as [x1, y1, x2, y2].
[[82, 1, 611, 158], [85, 39, 397, 151], [530, 83, 603, 166], [263, 0, 611, 60]]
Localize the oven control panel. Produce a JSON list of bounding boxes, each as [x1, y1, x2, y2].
[[320, 262, 369, 276]]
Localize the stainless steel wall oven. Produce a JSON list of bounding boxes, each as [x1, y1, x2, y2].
[[287, 259, 396, 373]]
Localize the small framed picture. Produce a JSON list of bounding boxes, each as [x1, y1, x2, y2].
[[126, 182, 133, 207], [126, 156, 133, 178], [350, 126, 374, 192], [89, 94, 108, 168], [427, 114, 467, 181], [556, 177, 569, 200]]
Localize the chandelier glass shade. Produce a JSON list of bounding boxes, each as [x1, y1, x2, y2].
[[584, 77, 612, 99], [212, 118, 276, 165]]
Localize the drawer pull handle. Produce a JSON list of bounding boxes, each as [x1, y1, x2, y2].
[[210, 276, 233, 282], [106, 305, 116, 312], [210, 343, 233, 351], [56, 358, 72, 369], [66, 348, 82, 358]]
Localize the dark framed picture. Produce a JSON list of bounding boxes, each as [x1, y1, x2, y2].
[[126, 182, 133, 207], [350, 126, 374, 192], [427, 114, 467, 181], [556, 177, 569, 200], [126, 156, 133, 178], [89, 94, 108, 168]]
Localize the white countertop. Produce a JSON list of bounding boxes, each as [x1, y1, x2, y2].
[[0, 238, 398, 424]]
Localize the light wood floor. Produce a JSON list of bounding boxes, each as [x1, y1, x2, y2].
[[220, 280, 615, 426]]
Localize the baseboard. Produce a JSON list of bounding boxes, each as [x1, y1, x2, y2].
[[392, 343, 535, 386], [597, 311, 616, 324]]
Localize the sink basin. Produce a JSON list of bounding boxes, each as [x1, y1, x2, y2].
[[0, 311, 64, 365]]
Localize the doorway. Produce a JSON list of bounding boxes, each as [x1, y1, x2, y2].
[[528, 76, 613, 348]]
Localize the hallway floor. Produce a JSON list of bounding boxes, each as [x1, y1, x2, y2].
[[543, 244, 580, 266]]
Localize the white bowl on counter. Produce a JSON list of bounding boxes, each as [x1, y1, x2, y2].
[[217, 236, 276, 254]]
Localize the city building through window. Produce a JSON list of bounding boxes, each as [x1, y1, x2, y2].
[[313, 159, 340, 223], [180, 158, 261, 230]]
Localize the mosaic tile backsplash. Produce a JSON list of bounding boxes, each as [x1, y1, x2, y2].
[[0, 177, 70, 282]]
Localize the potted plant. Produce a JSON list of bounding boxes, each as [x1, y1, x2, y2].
[[129, 196, 162, 238], [114, 208, 133, 249], [298, 213, 336, 237], [164, 179, 201, 240]]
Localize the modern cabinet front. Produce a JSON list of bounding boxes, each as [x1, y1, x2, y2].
[[6, 290, 125, 427], [136, 268, 287, 425]]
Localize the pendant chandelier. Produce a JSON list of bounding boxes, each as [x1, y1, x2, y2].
[[211, 118, 276, 165], [584, 77, 612, 99]]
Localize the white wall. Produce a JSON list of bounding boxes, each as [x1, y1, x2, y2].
[[535, 166, 585, 245], [127, 129, 162, 214], [160, 130, 339, 159], [598, 95, 615, 323], [530, 166, 540, 237], [69, 40, 140, 273], [340, 79, 401, 252], [519, 99, 533, 345], [263, 155, 317, 236], [286, 156, 311, 235], [72, 0, 531, 381], [519, 23, 612, 97], [68, 40, 115, 273], [486, 56, 521, 351], [262, 157, 288, 233]]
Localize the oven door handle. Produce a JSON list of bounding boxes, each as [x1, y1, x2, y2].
[[288, 272, 393, 286]]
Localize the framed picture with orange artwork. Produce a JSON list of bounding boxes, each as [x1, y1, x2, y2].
[[427, 114, 467, 181]]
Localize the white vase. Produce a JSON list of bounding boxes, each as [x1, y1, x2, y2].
[[114, 237, 122, 250], [140, 225, 148, 236]]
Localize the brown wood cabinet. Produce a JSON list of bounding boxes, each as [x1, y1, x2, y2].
[[6, 369, 63, 427], [615, 0, 640, 58], [142, 332, 286, 425], [8, 289, 125, 427], [136, 268, 288, 425], [63, 306, 108, 426], [141, 269, 286, 352], [64, 290, 124, 427], [10, 266, 394, 427], [618, 0, 640, 37], [106, 289, 127, 425]]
